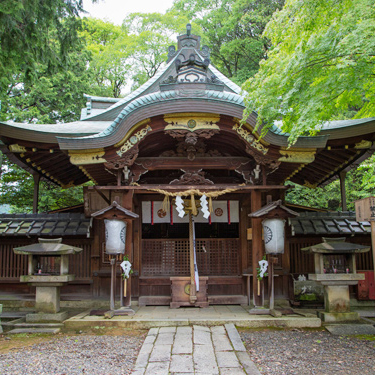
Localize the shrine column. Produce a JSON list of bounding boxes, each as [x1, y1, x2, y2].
[[251, 189, 263, 306], [339, 171, 347, 211], [33, 173, 40, 214], [122, 190, 135, 307]]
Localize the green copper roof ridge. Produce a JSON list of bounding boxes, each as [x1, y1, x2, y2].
[[82, 56, 178, 122], [57, 89, 328, 150]]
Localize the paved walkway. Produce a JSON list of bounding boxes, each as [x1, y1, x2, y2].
[[131, 324, 261, 375]]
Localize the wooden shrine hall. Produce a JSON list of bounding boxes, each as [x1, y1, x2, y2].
[[0, 25, 374, 307]]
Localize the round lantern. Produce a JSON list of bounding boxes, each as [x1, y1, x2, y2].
[[262, 218, 285, 254], [104, 219, 127, 254]]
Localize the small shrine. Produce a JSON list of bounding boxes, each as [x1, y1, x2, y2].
[[302, 238, 370, 322]]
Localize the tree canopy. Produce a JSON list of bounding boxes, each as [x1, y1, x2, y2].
[[242, 0, 375, 143], [172, 0, 285, 85]]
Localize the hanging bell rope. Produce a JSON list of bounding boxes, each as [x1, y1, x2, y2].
[[150, 188, 240, 212]]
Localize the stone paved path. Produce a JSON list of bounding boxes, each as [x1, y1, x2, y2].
[[131, 324, 261, 375]]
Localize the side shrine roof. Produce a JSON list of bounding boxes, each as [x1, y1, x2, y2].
[[288, 211, 371, 236], [0, 213, 92, 238]]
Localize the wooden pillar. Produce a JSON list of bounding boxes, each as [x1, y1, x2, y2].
[[122, 191, 134, 307], [132, 195, 141, 298], [339, 171, 347, 211], [33, 173, 40, 214], [240, 195, 250, 273], [251, 189, 263, 306], [91, 219, 101, 297], [189, 212, 197, 304]]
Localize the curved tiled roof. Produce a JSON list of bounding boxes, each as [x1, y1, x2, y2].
[[57, 88, 328, 150]]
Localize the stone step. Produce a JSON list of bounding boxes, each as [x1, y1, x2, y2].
[[13, 322, 64, 328], [0, 311, 29, 318], [1, 318, 26, 327], [7, 328, 61, 335]]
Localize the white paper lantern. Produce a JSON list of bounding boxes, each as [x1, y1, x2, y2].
[[262, 218, 285, 254], [104, 219, 127, 254]]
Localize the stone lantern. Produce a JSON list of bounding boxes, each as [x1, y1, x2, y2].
[[302, 238, 370, 322], [13, 238, 82, 322]]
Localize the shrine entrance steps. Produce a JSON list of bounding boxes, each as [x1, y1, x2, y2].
[[63, 305, 322, 331]]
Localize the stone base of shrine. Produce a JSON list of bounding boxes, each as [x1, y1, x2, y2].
[[318, 311, 360, 323], [26, 311, 68, 323]]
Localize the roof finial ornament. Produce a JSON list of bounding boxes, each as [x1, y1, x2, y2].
[[186, 23, 192, 36]]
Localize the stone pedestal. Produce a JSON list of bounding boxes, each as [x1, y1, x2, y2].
[[35, 285, 61, 314], [309, 274, 364, 322]]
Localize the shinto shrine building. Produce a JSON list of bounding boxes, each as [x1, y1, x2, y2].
[[0, 26, 374, 307]]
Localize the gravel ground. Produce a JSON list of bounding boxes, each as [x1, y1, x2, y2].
[[240, 329, 375, 375], [0, 331, 146, 375]]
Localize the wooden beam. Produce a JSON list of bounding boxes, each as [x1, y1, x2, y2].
[[251, 189, 263, 307], [88, 184, 289, 192], [93, 187, 111, 205], [135, 157, 252, 170]]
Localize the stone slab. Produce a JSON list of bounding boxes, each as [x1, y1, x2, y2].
[[225, 323, 246, 352], [170, 354, 194, 373], [159, 326, 177, 333], [220, 368, 247, 375], [8, 328, 60, 334], [237, 352, 262, 375], [325, 324, 375, 336], [216, 351, 240, 368], [212, 333, 233, 352], [210, 325, 225, 334], [26, 311, 68, 323], [144, 361, 170, 375], [193, 344, 217, 374], [173, 335, 193, 354], [319, 311, 360, 323], [155, 332, 175, 345], [193, 328, 211, 345], [135, 343, 154, 368], [149, 344, 172, 362]]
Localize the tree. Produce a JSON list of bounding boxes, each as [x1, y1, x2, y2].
[[171, 0, 285, 85], [0, 1, 96, 101], [243, 0, 375, 143], [121, 12, 189, 90], [81, 18, 129, 98], [0, 156, 85, 213]]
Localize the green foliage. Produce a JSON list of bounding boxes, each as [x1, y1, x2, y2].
[[81, 18, 129, 98], [286, 155, 375, 210], [171, 0, 284, 84], [243, 0, 375, 143], [0, 156, 85, 213], [0, 1, 93, 106], [121, 12, 188, 90]]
